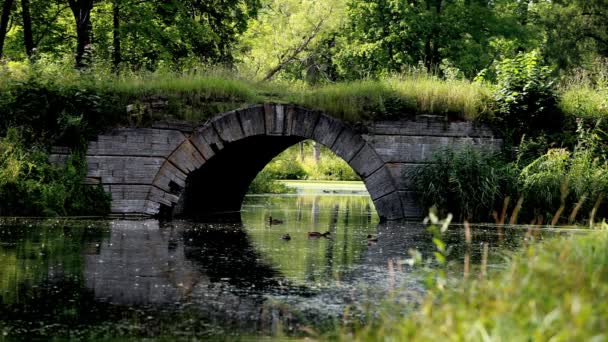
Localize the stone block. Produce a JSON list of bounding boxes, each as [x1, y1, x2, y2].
[[110, 200, 147, 214], [387, 162, 424, 190], [331, 127, 366, 163], [290, 108, 319, 138], [399, 191, 423, 218], [212, 111, 245, 143], [264, 104, 293, 136], [312, 114, 344, 148], [364, 166, 397, 200], [168, 140, 205, 174], [153, 162, 187, 193], [349, 144, 384, 178], [190, 126, 224, 160], [238, 105, 265, 137], [373, 191, 404, 221]]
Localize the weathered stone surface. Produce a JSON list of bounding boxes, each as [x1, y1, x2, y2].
[[190, 125, 224, 160], [386, 162, 425, 190], [107, 185, 150, 200], [332, 127, 366, 163], [312, 114, 344, 148], [152, 162, 187, 193], [238, 106, 265, 137], [399, 191, 423, 218], [372, 192, 404, 221], [367, 135, 502, 163], [364, 166, 397, 200], [86, 156, 165, 184], [110, 200, 147, 214], [349, 144, 384, 178], [369, 119, 495, 138], [168, 140, 205, 174], [88, 129, 186, 157], [212, 111, 245, 143], [290, 108, 319, 138], [264, 104, 293, 136]]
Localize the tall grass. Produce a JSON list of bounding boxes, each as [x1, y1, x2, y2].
[[1, 60, 496, 123], [559, 58, 608, 120], [343, 230, 608, 341], [292, 75, 494, 122]]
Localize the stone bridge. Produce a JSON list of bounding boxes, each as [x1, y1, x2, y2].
[[51, 104, 501, 221]]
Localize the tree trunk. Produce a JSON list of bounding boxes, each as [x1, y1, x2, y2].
[[313, 141, 321, 163], [21, 0, 33, 57], [0, 0, 15, 58], [112, 0, 121, 72], [67, 0, 94, 68]]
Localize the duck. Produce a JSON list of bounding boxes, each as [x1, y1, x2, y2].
[[268, 216, 284, 225], [308, 231, 331, 238], [367, 234, 378, 243], [281, 234, 291, 241]]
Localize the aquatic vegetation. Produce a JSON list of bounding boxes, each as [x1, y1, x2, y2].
[[342, 230, 608, 341]]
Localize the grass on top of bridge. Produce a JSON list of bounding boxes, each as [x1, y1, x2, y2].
[[337, 229, 608, 341], [0, 62, 494, 124], [0, 61, 606, 126]]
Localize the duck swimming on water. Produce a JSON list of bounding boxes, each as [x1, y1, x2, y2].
[[308, 231, 331, 238], [269, 216, 284, 225]]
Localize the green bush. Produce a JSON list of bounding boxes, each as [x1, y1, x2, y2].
[[492, 50, 562, 143], [0, 129, 110, 216], [247, 170, 295, 194], [411, 145, 512, 222]]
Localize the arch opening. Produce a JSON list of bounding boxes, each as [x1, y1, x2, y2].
[[151, 104, 405, 221]]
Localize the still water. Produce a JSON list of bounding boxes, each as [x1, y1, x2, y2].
[[0, 186, 579, 340]]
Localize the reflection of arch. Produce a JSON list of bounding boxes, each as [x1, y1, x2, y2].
[[146, 104, 404, 221]]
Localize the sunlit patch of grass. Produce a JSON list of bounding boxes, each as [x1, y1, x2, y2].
[[292, 76, 494, 122], [342, 231, 608, 341], [560, 86, 608, 120]]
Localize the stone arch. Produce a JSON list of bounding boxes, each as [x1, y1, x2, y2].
[[144, 104, 404, 221]]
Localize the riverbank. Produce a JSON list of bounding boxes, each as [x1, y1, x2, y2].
[[338, 228, 608, 341]]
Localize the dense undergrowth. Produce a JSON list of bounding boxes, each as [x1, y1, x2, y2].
[[340, 228, 608, 341]]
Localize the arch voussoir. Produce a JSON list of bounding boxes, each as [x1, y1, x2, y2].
[[238, 105, 265, 137], [211, 110, 246, 143], [331, 126, 367, 163], [312, 114, 346, 148]]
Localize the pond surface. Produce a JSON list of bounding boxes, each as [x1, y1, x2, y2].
[[0, 185, 583, 340]]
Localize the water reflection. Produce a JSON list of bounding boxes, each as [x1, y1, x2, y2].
[[0, 194, 585, 340]]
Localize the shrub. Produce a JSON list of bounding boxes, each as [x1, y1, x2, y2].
[[247, 170, 295, 194], [492, 50, 562, 143], [0, 129, 110, 216], [410, 145, 511, 222]]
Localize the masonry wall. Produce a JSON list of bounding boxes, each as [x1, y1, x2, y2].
[[50, 105, 502, 220]]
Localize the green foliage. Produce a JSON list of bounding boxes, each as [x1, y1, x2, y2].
[[0, 129, 110, 216], [345, 231, 608, 341], [411, 145, 511, 222], [247, 170, 295, 194], [492, 50, 561, 143], [259, 141, 360, 182], [518, 123, 608, 221]]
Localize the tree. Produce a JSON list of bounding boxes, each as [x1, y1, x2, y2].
[[0, 0, 15, 58], [67, 0, 94, 68], [533, 0, 608, 70], [111, 0, 120, 71], [239, 0, 346, 81], [20, 0, 33, 57]]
